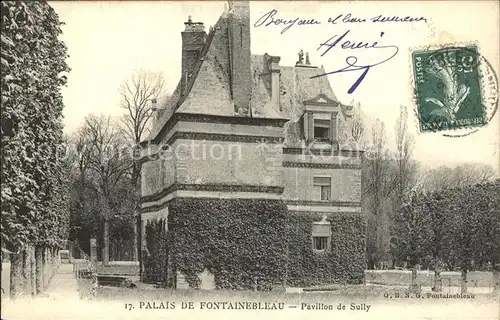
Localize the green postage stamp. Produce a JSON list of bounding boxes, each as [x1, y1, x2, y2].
[[412, 45, 486, 133]]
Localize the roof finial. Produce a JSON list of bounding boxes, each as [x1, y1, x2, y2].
[[296, 49, 304, 66], [305, 52, 311, 65], [188, 15, 192, 23]]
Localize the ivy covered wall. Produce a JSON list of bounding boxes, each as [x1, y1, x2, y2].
[[168, 198, 288, 290], [286, 212, 366, 287], [143, 219, 168, 284], [143, 200, 366, 290]]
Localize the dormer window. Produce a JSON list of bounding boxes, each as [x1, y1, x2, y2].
[[302, 94, 341, 144], [313, 119, 330, 141]]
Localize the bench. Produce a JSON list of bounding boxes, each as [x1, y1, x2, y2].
[[97, 275, 136, 288]]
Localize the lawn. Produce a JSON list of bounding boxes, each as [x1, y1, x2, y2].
[[365, 270, 494, 287]]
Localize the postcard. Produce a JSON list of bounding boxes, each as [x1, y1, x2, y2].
[[1, 1, 498, 320]]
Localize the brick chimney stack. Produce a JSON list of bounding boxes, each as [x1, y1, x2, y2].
[[228, 1, 251, 115], [181, 16, 206, 95]]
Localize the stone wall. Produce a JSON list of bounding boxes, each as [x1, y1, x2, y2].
[[141, 157, 175, 197], [283, 166, 361, 203], [173, 139, 283, 187]]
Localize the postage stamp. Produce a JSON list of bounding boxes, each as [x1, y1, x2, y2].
[[412, 45, 487, 133]]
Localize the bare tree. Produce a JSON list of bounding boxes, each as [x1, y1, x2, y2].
[[119, 70, 166, 263], [81, 114, 132, 266], [120, 69, 165, 182], [422, 163, 496, 191], [351, 101, 365, 144], [394, 106, 417, 202]]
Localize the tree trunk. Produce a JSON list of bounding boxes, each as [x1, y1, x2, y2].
[[42, 248, 48, 288], [433, 258, 442, 292], [410, 265, 419, 293], [10, 252, 24, 298], [460, 268, 468, 294], [102, 218, 110, 266], [132, 216, 139, 261], [29, 246, 36, 295], [493, 267, 499, 293], [35, 247, 44, 294], [22, 248, 31, 295], [433, 269, 443, 292], [52, 248, 58, 274], [46, 248, 51, 284]]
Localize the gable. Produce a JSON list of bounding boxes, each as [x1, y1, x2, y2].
[[303, 94, 339, 107]]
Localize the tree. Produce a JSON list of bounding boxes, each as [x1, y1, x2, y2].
[[67, 129, 101, 254], [472, 180, 500, 293], [396, 180, 500, 294], [394, 106, 416, 203], [119, 69, 166, 262], [394, 192, 434, 291], [119, 69, 165, 185], [390, 105, 418, 267], [421, 189, 454, 292], [363, 119, 394, 269], [1, 1, 70, 297], [442, 181, 500, 293], [80, 114, 132, 265], [351, 101, 365, 145], [422, 163, 496, 191]]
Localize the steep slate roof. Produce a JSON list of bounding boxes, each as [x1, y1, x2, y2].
[[148, 11, 355, 147]]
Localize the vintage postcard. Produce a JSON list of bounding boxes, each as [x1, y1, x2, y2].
[[1, 1, 499, 320]]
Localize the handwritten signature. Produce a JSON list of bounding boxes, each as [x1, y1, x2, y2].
[[311, 30, 399, 94]]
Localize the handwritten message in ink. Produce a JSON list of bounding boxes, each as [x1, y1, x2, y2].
[[253, 9, 426, 93], [254, 9, 427, 34]]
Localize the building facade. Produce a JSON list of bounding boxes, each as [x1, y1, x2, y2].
[[139, 1, 365, 289]]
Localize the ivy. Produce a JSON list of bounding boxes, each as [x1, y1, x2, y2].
[[143, 219, 168, 284], [168, 198, 288, 291], [286, 213, 366, 287], [144, 199, 366, 289], [1, 1, 70, 250]]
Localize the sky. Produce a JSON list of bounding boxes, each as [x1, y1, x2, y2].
[[49, 1, 499, 172]]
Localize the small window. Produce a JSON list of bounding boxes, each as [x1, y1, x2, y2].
[[313, 237, 329, 250], [312, 220, 331, 252], [313, 176, 331, 201], [314, 119, 330, 141]]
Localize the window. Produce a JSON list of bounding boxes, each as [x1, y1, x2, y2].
[[313, 237, 329, 250], [313, 176, 331, 201], [313, 119, 330, 141], [312, 220, 331, 252]]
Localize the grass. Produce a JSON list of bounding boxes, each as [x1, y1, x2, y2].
[[95, 285, 395, 302], [365, 270, 494, 287], [92, 283, 497, 304]]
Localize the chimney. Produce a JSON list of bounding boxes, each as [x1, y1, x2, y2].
[[181, 16, 206, 95], [268, 55, 281, 108], [228, 0, 251, 115]]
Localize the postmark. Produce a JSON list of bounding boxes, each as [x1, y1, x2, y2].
[[411, 45, 498, 136]]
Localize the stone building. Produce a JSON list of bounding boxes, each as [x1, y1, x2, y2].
[[138, 1, 365, 289]]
